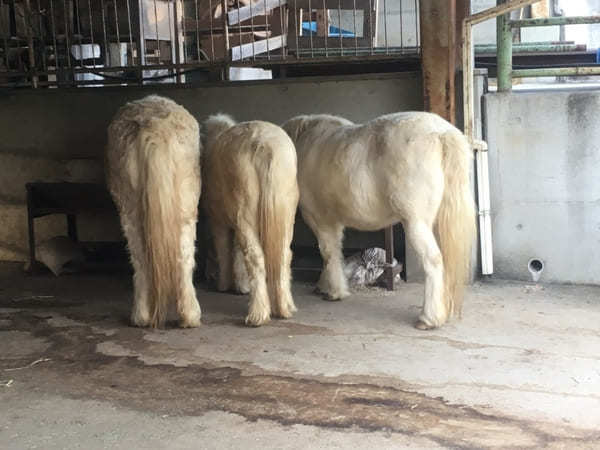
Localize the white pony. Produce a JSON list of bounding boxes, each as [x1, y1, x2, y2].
[[106, 95, 202, 328], [282, 112, 476, 329], [202, 115, 299, 326]]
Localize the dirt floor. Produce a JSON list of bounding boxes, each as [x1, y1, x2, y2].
[[1, 262, 599, 449]]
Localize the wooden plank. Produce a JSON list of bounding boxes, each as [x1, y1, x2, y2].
[[420, 0, 456, 123], [231, 34, 287, 60], [228, 0, 288, 25]]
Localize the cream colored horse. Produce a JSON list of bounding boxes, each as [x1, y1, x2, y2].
[[202, 115, 299, 326], [283, 112, 476, 329], [106, 95, 202, 328]]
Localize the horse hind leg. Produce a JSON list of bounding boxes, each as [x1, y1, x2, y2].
[[176, 220, 201, 328], [405, 220, 447, 329], [236, 227, 271, 326], [313, 223, 349, 301], [273, 218, 297, 318], [120, 212, 151, 327], [232, 236, 251, 294], [211, 221, 233, 292]]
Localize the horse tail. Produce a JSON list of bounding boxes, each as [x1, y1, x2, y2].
[[436, 130, 477, 317], [139, 129, 182, 328], [256, 149, 286, 310]]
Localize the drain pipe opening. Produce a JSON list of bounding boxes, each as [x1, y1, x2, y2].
[[528, 258, 544, 282]]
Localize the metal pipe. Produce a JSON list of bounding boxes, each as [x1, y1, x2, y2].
[[153, 0, 161, 63], [62, 0, 71, 70], [475, 43, 583, 53], [369, 0, 373, 55], [173, 0, 182, 82], [321, 0, 327, 58], [510, 16, 600, 28], [23, 0, 38, 88], [399, 0, 403, 50], [36, 0, 47, 71], [250, 0, 256, 61], [353, 0, 358, 55], [221, 0, 229, 78], [338, 0, 342, 55], [237, 0, 243, 56], [264, 0, 270, 59], [383, 0, 388, 54], [74, 0, 85, 71], [125, 0, 134, 64], [113, 0, 121, 64], [87, 0, 96, 67], [513, 66, 600, 77], [180, 0, 186, 63], [100, 0, 109, 66], [496, 0, 512, 92], [49, 0, 60, 76], [138, 0, 146, 83], [280, 0, 285, 59]]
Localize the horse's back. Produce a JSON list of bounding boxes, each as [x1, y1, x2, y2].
[[205, 120, 297, 226], [106, 95, 199, 199]]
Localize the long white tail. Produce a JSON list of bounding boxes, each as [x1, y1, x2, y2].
[[139, 131, 181, 328], [436, 131, 477, 317], [256, 152, 285, 307]]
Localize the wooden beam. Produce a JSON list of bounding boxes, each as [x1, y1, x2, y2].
[[420, 0, 457, 123]]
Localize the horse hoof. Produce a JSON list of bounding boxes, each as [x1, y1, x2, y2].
[[274, 308, 294, 319], [245, 312, 270, 327], [130, 312, 151, 328], [415, 320, 435, 330], [324, 289, 350, 301], [234, 287, 251, 295], [179, 315, 201, 328]]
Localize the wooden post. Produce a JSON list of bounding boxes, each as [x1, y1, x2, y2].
[[419, 0, 457, 123]]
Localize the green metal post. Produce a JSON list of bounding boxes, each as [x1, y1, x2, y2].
[[496, 0, 512, 92]]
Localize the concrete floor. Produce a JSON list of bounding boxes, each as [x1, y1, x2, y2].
[[1, 262, 599, 449]]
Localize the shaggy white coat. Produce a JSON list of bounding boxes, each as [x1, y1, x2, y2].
[[202, 115, 299, 326], [283, 112, 476, 329], [106, 95, 202, 328]]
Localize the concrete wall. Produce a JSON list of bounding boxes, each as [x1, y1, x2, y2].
[[484, 89, 600, 284], [0, 73, 422, 265]]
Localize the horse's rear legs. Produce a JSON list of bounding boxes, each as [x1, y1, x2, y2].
[[177, 221, 201, 327], [406, 220, 447, 329], [236, 228, 271, 326], [272, 246, 296, 319], [120, 213, 151, 327], [212, 222, 233, 292], [312, 223, 349, 301]]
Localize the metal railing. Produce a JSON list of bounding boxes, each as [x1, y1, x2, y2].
[[497, 11, 600, 91], [0, 0, 421, 88]]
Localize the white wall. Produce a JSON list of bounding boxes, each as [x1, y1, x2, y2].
[[484, 89, 600, 284]]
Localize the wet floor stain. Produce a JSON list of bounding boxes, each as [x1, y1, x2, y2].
[[1, 310, 598, 450]]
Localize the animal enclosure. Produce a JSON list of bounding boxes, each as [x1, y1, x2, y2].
[[0, 0, 420, 87]]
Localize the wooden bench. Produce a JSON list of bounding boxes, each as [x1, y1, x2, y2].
[[26, 182, 118, 271]]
